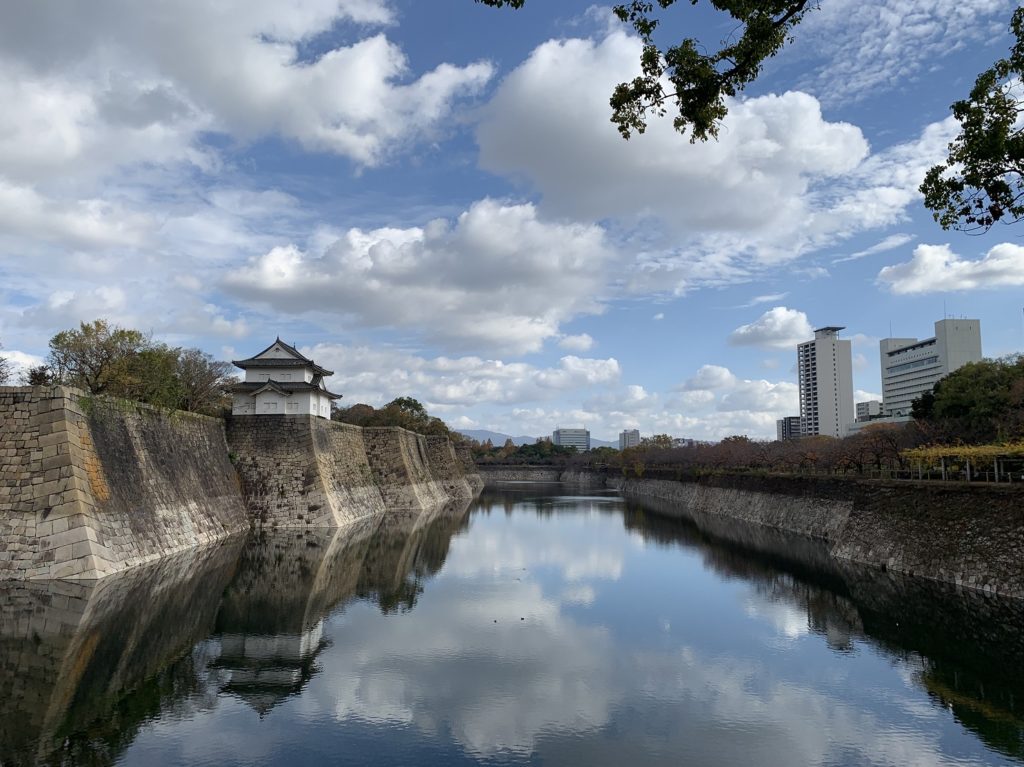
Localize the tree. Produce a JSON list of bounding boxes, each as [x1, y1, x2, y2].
[[476, 0, 813, 141], [913, 356, 1024, 443], [176, 348, 235, 415], [921, 8, 1024, 231], [47, 320, 148, 395], [22, 365, 53, 386], [0, 343, 10, 385]]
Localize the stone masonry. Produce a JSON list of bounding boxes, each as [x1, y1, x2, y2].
[[1, 386, 248, 579]]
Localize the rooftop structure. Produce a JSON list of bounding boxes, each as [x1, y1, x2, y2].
[[230, 338, 341, 419]]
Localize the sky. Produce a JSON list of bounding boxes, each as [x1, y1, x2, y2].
[[1, 0, 1023, 442]]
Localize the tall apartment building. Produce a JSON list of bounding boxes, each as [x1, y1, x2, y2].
[[797, 327, 854, 438], [619, 429, 640, 450], [880, 319, 982, 417], [776, 416, 801, 441], [553, 428, 590, 451]]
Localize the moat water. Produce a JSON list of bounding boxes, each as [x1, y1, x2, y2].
[[1, 483, 1022, 766]]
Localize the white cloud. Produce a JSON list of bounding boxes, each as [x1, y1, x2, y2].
[[0, 1, 492, 174], [741, 292, 789, 307], [305, 342, 620, 409], [855, 389, 882, 403], [475, 26, 960, 291], [559, 333, 595, 352], [0, 349, 45, 381], [833, 233, 916, 264], [877, 242, 1024, 294], [681, 365, 737, 392], [226, 200, 615, 354], [479, 33, 867, 258], [652, 313, 665, 321], [729, 307, 813, 350], [794, 0, 1016, 105]]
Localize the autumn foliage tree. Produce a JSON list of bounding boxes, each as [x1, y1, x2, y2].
[[46, 319, 235, 415]]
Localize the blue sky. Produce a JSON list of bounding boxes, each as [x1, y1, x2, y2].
[[1, 0, 1023, 441]]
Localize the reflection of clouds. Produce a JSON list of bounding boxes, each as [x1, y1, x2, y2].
[[744, 598, 810, 640], [620, 650, 979, 767], [562, 584, 596, 605], [315, 579, 613, 756], [445, 512, 624, 583]]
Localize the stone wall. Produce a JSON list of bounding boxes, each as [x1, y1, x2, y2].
[[425, 436, 475, 499], [362, 427, 448, 508], [609, 472, 1024, 599], [477, 465, 564, 483], [226, 416, 481, 527], [0, 387, 248, 579]]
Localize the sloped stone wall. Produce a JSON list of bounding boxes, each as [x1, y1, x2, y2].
[[425, 436, 475, 499], [0, 387, 247, 579], [362, 427, 449, 508], [227, 417, 481, 527], [609, 473, 1024, 599]]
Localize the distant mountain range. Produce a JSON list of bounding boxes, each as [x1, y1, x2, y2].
[[456, 429, 618, 450]]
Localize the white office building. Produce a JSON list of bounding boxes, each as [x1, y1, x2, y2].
[[797, 327, 854, 438], [619, 429, 640, 450], [855, 400, 882, 421], [553, 428, 590, 451], [880, 319, 982, 417]]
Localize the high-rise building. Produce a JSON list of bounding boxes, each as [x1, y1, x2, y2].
[[618, 429, 640, 450], [880, 319, 982, 417], [776, 416, 801, 441], [553, 428, 590, 451], [855, 400, 882, 421], [797, 327, 854, 438]]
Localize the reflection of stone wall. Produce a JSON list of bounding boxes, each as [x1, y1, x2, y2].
[[0, 539, 242, 766], [612, 474, 1024, 599], [0, 386, 248, 579], [623, 498, 1024, 759]]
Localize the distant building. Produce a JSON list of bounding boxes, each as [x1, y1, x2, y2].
[[880, 319, 982, 418], [855, 400, 882, 422], [619, 429, 640, 450], [776, 416, 801, 441], [230, 338, 341, 418], [797, 327, 854, 438], [553, 428, 590, 451]]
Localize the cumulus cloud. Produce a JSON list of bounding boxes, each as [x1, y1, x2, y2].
[[305, 342, 620, 408], [478, 32, 867, 243], [559, 333, 595, 352], [225, 200, 615, 354], [475, 26, 962, 291], [681, 365, 737, 392], [0, 0, 492, 176], [729, 307, 813, 350], [877, 242, 1024, 294]]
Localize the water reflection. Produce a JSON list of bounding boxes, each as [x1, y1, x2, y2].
[[0, 487, 1020, 766]]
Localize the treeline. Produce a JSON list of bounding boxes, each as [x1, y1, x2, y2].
[[332, 396, 454, 438], [473, 438, 585, 465], [3, 320, 234, 416]]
